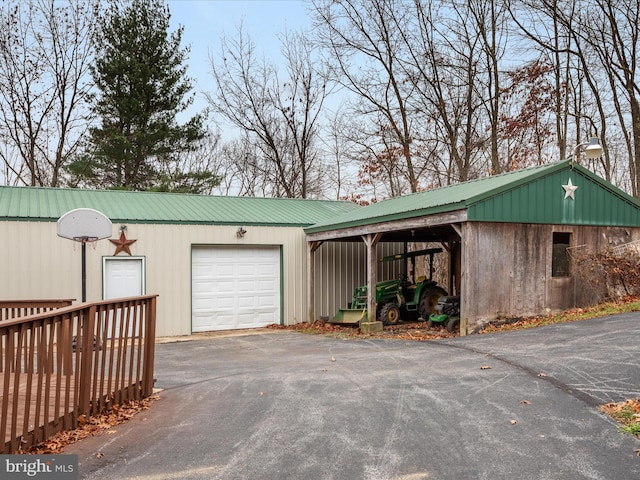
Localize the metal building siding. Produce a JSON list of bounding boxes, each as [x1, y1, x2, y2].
[[0, 220, 312, 337], [312, 241, 405, 320], [468, 169, 640, 226]]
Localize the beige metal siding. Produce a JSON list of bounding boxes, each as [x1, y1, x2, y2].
[[0, 221, 309, 337], [313, 241, 404, 320], [1, 221, 79, 300]]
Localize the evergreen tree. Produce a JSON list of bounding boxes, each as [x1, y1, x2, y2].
[[69, 0, 213, 192]]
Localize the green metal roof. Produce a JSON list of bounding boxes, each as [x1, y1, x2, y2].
[[0, 186, 361, 226], [305, 160, 640, 233]]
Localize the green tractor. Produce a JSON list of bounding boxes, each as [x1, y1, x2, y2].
[[332, 248, 447, 326]]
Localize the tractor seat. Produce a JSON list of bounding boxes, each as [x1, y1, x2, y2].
[[407, 276, 426, 290]]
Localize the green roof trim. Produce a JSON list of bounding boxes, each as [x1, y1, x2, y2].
[[0, 186, 361, 227], [305, 160, 640, 233]]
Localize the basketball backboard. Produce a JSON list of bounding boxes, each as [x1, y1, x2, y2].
[[57, 208, 112, 242]]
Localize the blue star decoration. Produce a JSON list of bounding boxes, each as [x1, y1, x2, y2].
[[110, 231, 137, 255], [562, 178, 578, 200]]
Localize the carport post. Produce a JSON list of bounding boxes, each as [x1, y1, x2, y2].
[[451, 223, 467, 336], [360, 233, 383, 333]]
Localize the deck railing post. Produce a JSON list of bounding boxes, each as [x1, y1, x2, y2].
[[77, 305, 96, 416], [142, 297, 156, 397]]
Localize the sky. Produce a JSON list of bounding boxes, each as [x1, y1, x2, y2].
[[166, 0, 314, 118]]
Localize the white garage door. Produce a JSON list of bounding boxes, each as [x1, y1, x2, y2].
[[192, 246, 281, 332]]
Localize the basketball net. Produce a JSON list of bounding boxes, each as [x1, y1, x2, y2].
[[72, 236, 99, 251]]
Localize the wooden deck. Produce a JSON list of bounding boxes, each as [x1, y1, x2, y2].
[[1, 376, 114, 447], [1, 296, 157, 453]]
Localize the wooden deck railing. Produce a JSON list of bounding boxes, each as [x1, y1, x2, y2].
[[0, 299, 75, 322], [0, 295, 157, 453]]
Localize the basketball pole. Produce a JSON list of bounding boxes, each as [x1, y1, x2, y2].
[[81, 238, 87, 302]]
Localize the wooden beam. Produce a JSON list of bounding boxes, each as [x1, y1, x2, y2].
[[450, 223, 463, 238], [458, 223, 468, 336], [306, 210, 468, 242], [362, 233, 382, 323]]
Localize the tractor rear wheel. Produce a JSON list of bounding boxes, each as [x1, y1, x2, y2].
[[446, 316, 460, 333], [418, 287, 447, 320], [380, 302, 400, 326]]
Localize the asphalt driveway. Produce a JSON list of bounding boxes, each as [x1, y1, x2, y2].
[[67, 313, 640, 479]]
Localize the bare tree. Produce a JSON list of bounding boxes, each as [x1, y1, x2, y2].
[[0, 0, 97, 186], [508, 0, 637, 187], [400, 0, 489, 182], [508, 0, 573, 161], [154, 128, 224, 194], [312, 0, 430, 194], [213, 135, 274, 197], [586, 0, 640, 195], [467, 0, 510, 174], [499, 60, 558, 167], [206, 26, 328, 198], [320, 109, 353, 200]]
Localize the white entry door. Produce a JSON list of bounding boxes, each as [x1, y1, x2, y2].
[[192, 246, 281, 332], [103, 257, 145, 338], [104, 257, 145, 299]]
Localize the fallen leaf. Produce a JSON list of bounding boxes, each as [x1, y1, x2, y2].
[[480, 365, 492, 370], [635, 449, 640, 457], [520, 400, 532, 405], [21, 396, 159, 455]]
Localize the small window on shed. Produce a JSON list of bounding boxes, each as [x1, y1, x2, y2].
[[552, 232, 571, 277]]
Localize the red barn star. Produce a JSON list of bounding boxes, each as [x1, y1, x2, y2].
[[110, 231, 137, 255]]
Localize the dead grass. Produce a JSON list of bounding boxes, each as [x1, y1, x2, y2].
[[600, 399, 640, 453], [479, 297, 640, 333]]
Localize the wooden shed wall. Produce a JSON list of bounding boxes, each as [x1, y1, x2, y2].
[[462, 222, 639, 332]]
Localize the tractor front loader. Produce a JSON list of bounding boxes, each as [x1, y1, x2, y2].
[[332, 248, 447, 326]]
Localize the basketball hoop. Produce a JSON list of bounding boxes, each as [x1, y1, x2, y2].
[[57, 209, 113, 302], [73, 236, 99, 243], [73, 236, 99, 250]]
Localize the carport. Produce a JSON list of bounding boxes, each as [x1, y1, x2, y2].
[[306, 211, 462, 333], [305, 160, 640, 334]]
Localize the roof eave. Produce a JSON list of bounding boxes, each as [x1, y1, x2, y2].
[[305, 203, 468, 235]]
